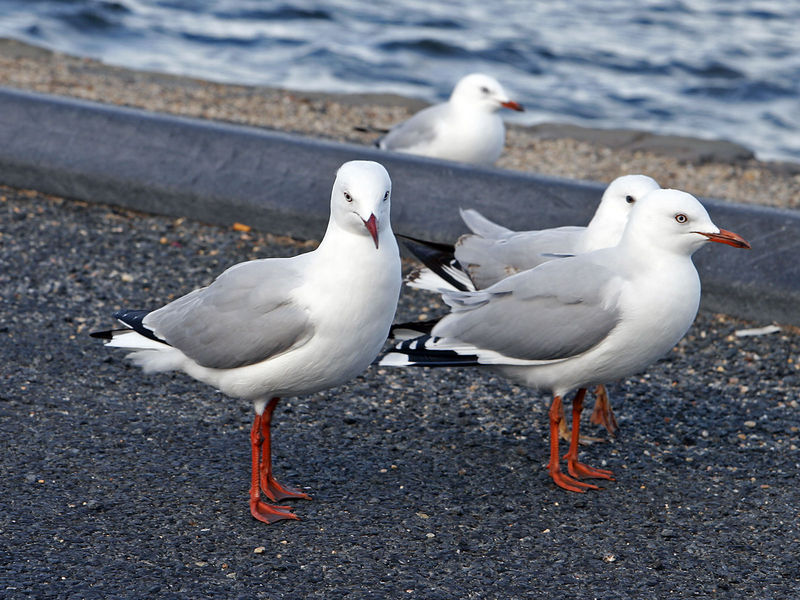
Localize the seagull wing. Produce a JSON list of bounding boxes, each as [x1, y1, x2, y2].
[[377, 104, 447, 153], [143, 257, 313, 369], [434, 256, 622, 362]]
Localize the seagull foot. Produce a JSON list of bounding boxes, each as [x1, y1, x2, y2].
[[549, 468, 600, 493], [249, 499, 300, 524], [261, 474, 312, 502], [590, 384, 618, 436], [567, 460, 615, 481]]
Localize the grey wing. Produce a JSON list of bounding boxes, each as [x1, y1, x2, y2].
[[435, 258, 621, 361], [377, 104, 446, 152], [455, 226, 586, 289], [143, 258, 313, 369]]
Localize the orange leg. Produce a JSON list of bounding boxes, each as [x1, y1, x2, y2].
[[249, 409, 298, 524], [258, 398, 312, 502], [589, 384, 619, 436], [547, 394, 597, 492], [563, 389, 615, 482]]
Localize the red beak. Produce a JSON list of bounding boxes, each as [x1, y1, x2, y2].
[[501, 100, 524, 112], [363, 213, 379, 249], [697, 228, 751, 249]]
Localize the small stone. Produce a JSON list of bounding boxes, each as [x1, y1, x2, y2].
[[253, 546, 265, 554]]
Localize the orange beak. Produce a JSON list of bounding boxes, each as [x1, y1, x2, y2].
[[501, 100, 524, 112], [363, 213, 379, 249], [697, 228, 751, 249]]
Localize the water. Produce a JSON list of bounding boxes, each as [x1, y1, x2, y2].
[[1, 0, 798, 162]]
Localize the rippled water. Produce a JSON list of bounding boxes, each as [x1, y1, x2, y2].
[[1, 0, 798, 162]]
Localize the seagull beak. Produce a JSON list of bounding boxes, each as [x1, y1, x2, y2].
[[363, 213, 379, 249], [500, 100, 524, 112], [696, 228, 751, 249]]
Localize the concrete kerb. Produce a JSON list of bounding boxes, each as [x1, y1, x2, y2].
[[1, 85, 798, 326]]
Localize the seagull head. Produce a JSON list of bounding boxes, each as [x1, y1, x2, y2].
[[585, 174, 661, 248], [623, 189, 751, 255], [330, 160, 393, 249], [450, 73, 524, 113]]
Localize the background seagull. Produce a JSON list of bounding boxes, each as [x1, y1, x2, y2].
[[381, 189, 750, 492], [376, 73, 524, 165], [92, 160, 402, 523]]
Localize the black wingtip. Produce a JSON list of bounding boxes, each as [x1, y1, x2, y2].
[[111, 308, 167, 344], [390, 335, 482, 367], [89, 329, 114, 340], [389, 318, 440, 339], [397, 233, 456, 255], [397, 234, 473, 292]]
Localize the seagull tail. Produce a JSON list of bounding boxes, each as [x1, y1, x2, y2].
[[91, 308, 184, 373]]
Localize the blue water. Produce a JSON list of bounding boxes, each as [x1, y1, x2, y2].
[[1, 0, 798, 162]]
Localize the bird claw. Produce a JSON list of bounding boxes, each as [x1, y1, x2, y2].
[[567, 460, 615, 481], [249, 499, 299, 524], [549, 468, 599, 493], [590, 385, 619, 436], [261, 475, 312, 502]]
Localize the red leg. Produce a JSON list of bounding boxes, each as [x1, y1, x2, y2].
[[590, 384, 619, 436], [563, 389, 614, 482], [558, 402, 571, 441], [547, 395, 596, 492], [249, 412, 298, 524], [258, 398, 312, 502]]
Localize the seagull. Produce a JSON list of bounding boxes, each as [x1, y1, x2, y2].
[[92, 160, 402, 523], [376, 73, 524, 165], [401, 174, 661, 437], [380, 189, 750, 492]]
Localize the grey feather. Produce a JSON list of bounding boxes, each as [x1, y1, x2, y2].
[[435, 258, 622, 361], [143, 258, 313, 369], [376, 104, 446, 152], [455, 226, 585, 289]]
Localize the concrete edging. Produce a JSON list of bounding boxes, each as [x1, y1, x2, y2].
[[1, 86, 798, 325]]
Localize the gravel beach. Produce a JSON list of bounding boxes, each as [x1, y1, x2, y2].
[[1, 38, 800, 599]]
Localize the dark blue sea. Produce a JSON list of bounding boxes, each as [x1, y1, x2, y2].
[[1, 0, 798, 162]]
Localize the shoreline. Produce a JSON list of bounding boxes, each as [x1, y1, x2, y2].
[[1, 37, 798, 210]]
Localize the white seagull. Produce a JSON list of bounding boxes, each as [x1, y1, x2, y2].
[[92, 160, 402, 523], [381, 189, 750, 492], [376, 73, 524, 165], [401, 174, 661, 436]]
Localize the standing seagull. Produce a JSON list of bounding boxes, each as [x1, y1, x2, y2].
[[376, 73, 524, 165], [92, 161, 402, 523], [381, 189, 750, 492], [401, 174, 661, 436]]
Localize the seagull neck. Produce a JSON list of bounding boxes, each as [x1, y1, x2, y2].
[[316, 218, 379, 256], [617, 232, 693, 272]]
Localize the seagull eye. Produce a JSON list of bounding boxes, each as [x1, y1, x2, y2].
[[383, 191, 390, 202], [625, 195, 635, 204], [480, 86, 490, 94], [675, 213, 688, 224], [344, 192, 353, 202]]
